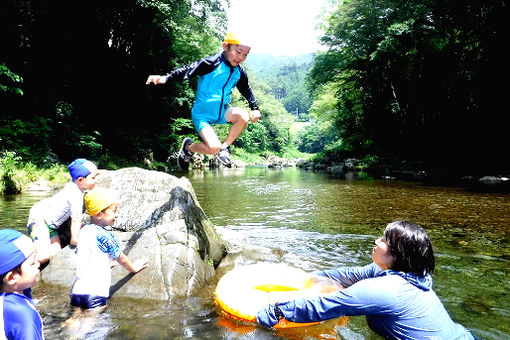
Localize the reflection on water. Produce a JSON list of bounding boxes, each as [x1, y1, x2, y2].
[[1, 167, 509, 339]]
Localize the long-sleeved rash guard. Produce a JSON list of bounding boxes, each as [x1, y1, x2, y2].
[[1, 293, 44, 340], [165, 52, 258, 132], [257, 262, 476, 339]]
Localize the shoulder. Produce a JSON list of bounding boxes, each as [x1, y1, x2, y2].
[[349, 272, 405, 294], [96, 228, 121, 257], [204, 52, 223, 64], [80, 223, 98, 235], [237, 64, 249, 78], [96, 227, 117, 243], [337, 274, 405, 308], [198, 52, 223, 69], [237, 64, 247, 73], [1, 294, 42, 333], [62, 181, 83, 199], [63, 181, 80, 192]]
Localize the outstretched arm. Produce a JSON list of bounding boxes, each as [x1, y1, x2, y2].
[[146, 53, 220, 85], [146, 75, 167, 85], [116, 253, 149, 273], [258, 274, 391, 328]]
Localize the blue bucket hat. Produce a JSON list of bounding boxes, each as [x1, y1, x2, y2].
[[0, 229, 35, 275], [68, 158, 97, 182]]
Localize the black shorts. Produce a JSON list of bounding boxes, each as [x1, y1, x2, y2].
[[70, 294, 107, 309]]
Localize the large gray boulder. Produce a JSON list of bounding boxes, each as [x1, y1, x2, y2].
[[40, 167, 227, 301]]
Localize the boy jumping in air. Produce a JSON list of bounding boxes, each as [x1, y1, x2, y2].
[[146, 32, 261, 169]]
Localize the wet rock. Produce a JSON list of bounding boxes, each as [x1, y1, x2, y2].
[[478, 176, 509, 185], [265, 156, 301, 168], [24, 179, 55, 192], [41, 167, 227, 301]]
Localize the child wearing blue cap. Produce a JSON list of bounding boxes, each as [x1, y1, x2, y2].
[[0, 229, 44, 340], [27, 158, 99, 264]]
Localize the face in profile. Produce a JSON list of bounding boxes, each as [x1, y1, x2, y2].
[[372, 236, 395, 270], [9, 252, 41, 292], [98, 203, 118, 226]]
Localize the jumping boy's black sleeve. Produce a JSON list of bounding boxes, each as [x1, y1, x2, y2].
[[237, 66, 259, 111], [165, 53, 221, 82]]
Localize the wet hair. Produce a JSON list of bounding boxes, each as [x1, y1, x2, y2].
[[0, 263, 22, 290], [384, 221, 435, 275]]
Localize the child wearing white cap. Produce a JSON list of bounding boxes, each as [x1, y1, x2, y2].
[[0, 229, 43, 340], [27, 158, 99, 264]]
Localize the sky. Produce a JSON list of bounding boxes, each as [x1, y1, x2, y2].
[[226, 0, 328, 56]]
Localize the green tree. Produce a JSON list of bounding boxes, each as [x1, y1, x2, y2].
[[308, 0, 506, 173], [0, 0, 228, 164]]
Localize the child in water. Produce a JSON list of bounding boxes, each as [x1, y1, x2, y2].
[[0, 229, 44, 340], [64, 188, 148, 335], [27, 158, 99, 265]]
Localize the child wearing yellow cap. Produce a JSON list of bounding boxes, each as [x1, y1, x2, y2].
[[146, 32, 261, 169], [65, 188, 148, 329]]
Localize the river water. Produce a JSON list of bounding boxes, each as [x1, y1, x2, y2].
[[1, 167, 509, 339]]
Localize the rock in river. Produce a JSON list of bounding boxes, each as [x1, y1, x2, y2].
[[40, 167, 227, 301]]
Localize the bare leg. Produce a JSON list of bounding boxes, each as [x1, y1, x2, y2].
[[223, 107, 250, 147], [188, 125, 222, 155], [187, 107, 249, 155]]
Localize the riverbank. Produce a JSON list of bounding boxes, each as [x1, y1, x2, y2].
[[2, 148, 509, 195], [297, 155, 510, 192], [0, 151, 69, 194]]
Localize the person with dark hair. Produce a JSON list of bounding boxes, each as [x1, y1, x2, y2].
[[257, 221, 477, 339]]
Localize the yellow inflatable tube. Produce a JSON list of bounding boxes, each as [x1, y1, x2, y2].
[[215, 263, 344, 328]]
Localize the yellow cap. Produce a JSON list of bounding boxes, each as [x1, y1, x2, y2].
[[84, 188, 115, 216], [224, 32, 241, 45]]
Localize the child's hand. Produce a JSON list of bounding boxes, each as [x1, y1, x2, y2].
[[249, 110, 261, 123], [132, 258, 149, 273], [146, 75, 167, 85]]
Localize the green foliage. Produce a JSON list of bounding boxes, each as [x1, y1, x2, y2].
[[2, 0, 504, 175], [227, 72, 296, 156], [0, 151, 69, 194], [246, 55, 313, 117], [307, 0, 506, 173], [0, 151, 22, 194], [0, 0, 229, 165], [0, 62, 23, 95]]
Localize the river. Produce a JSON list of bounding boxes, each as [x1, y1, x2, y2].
[[1, 167, 509, 339]]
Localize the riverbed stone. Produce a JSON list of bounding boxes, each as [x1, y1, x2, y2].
[[40, 167, 227, 301]]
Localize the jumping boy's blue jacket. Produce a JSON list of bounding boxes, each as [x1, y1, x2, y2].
[[257, 262, 476, 340], [165, 52, 258, 126]]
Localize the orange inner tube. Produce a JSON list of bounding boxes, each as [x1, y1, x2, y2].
[[214, 263, 344, 328]]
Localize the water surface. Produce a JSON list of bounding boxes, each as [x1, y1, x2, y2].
[[1, 167, 508, 339]]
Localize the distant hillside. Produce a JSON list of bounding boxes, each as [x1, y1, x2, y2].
[[244, 53, 314, 117], [245, 53, 314, 75]]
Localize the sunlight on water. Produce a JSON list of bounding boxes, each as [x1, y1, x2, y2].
[[1, 167, 509, 339]]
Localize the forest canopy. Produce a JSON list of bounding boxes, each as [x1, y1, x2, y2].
[[303, 0, 506, 174], [1, 0, 507, 176]]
